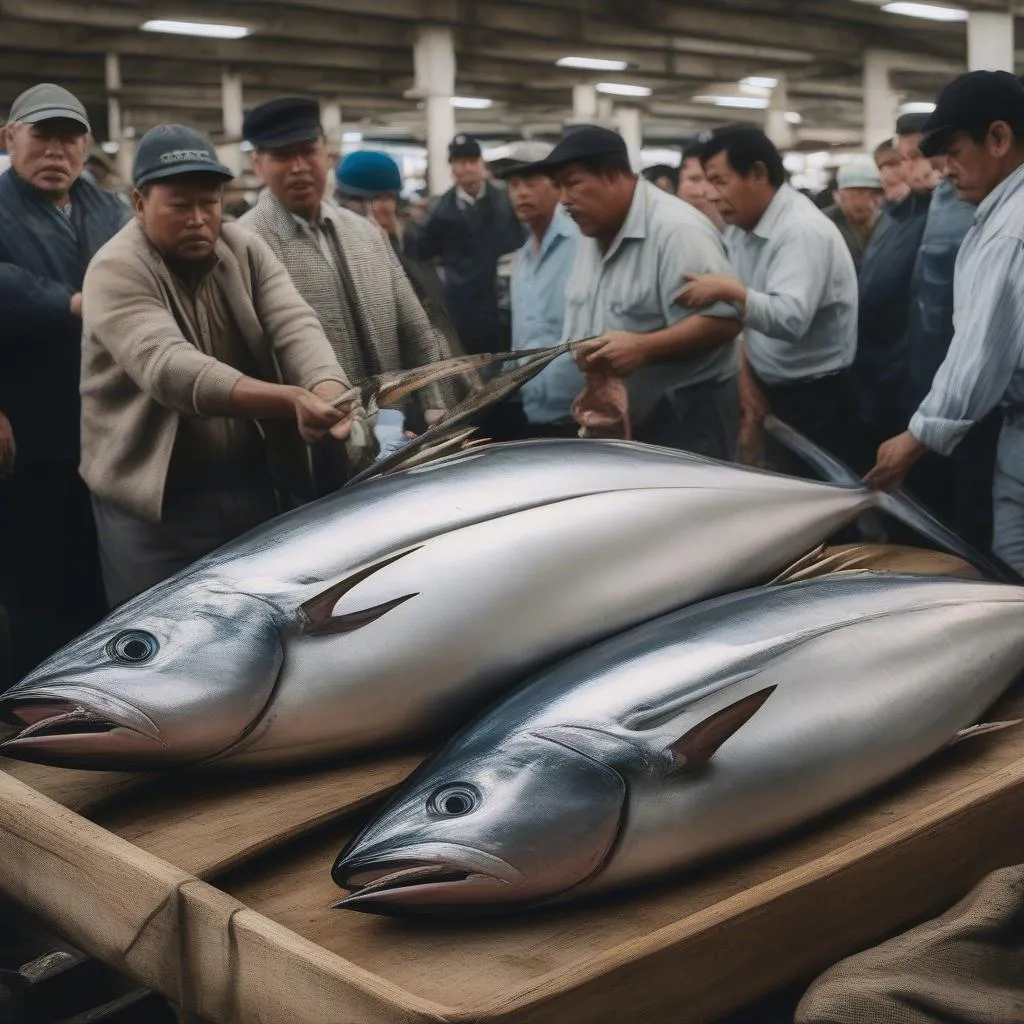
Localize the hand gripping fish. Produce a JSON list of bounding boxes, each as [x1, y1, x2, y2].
[[0, 429, 1014, 770], [333, 573, 1024, 913]]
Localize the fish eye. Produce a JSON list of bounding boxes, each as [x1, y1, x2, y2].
[[106, 630, 159, 665], [428, 783, 480, 817]]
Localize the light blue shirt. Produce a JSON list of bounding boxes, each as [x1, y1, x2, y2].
[[910, 162, 1024, 455], [728, 184, 858, 385], [562, 179, 739, 425], [511, 206, 581, 424]]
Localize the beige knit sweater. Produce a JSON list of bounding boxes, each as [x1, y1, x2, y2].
[[80, 220, 350, 523]]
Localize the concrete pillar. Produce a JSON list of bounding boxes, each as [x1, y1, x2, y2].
[[572, 83, 598, 121], [764, 75, 794, 150], [862, 49, 899, 151], [219, 69, 244, 176], [614, 106, 642, 171], [968, 11, 1015, 72], [320, 101, 342, 150], [103, 53, 132, 184], [597, 96, 614, 123], [414, 26, 456, 197]]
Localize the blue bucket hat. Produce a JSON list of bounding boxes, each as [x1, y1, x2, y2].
[[335, 150, 403, 196]]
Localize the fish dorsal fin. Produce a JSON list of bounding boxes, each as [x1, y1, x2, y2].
[[298, 548, 421, 637], [666, 686, 776, 775], [949, 719, 1023, 747]]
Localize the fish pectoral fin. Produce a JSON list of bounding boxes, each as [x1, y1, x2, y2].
[[298, 547, 422, 636], [949, 719, 1024, 747], [666, 686, 777, 775]]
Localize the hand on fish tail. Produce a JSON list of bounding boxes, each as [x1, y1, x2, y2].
[[763, 415, 1023, 585]]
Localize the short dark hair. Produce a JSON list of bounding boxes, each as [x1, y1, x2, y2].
[[681, 142, 704, 164], [700, 126, 786, 188], [562, 152, 634, 179], [874, 138, 897, 160]]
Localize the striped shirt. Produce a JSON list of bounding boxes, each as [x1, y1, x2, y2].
[[910, 162, 1024, 455], [728, 184, 858, 385]]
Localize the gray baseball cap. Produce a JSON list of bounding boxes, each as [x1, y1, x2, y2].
[[133, 124, 234, 188], [7, 83, 90, 132]]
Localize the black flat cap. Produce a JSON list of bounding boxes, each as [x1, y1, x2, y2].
[[920, 71, 1024, 157], [133, 124, 234, 188], [522, 124, 628, 175], [896, 111, 931, 136], [448, 134, 482, 159], [243, 97, 322, 149]]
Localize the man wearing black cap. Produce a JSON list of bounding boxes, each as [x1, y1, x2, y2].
[[79, 124, 366, 605], [532, 125, 740, 457], [866, 71, 1024, 570], [409, 133, 525, 357], [854, 112, 937, 456], [0, 83, 129, 680], [240, 98, 454, 433]]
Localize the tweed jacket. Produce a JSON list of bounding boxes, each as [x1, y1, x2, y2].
[[80, 220, 354, 523], [240, 193, 455, 418]]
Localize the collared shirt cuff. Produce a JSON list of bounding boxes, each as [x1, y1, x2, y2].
[[697, 299, 741, 320], [908, 410, 973, 456], [742, 289, 772, 335]]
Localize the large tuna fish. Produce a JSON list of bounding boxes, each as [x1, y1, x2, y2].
[[333, 573, 1024, 913], [0, 436, 1009, 771]]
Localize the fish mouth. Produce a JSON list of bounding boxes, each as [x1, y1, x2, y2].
[[0, 688, 162, 755], [332, 843, 522, 911]]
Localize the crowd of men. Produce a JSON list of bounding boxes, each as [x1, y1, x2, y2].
[[2, 68, 1024, 684]]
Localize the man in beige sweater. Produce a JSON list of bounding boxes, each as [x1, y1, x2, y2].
[[81, 124, 368, 607]]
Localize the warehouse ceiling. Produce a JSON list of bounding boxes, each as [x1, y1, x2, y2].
[[0, 0, 1019, 151]]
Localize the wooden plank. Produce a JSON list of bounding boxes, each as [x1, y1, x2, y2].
[[221, 689, 1024, 1023]]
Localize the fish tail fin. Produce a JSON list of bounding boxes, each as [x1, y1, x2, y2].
[[762, 415, 1023, 585]]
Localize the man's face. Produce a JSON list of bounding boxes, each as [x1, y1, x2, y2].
[[252, 137, 328, 215], [134, 176, 224, 261], [837, 186, 883, 227], [944, 129, 1006, 205], [555, 163, 619, 237], [450, 156, 486, 191], [897, 132, 940, 195], [703, 150, 763, 231], [508, 171, 560, 225], [677, 157, 711, 206], [6, 119, 89, 198], [875, 146, 905, 201], [370, 194, 398, 223]]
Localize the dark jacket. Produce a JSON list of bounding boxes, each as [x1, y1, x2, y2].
[[408, 183, 525, 354], [853, 191, 931, 434], [0, 169, 129, 465], [902, 177, 976, 416], [822, 204, 874, 271]]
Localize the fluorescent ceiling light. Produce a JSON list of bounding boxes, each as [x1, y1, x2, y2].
[[450, 96, 493, 109], [740, 76, 779, 90], [557, 56, 629, 71], [141, 19, 251, 38], [100, 141, 120, 154], [342, 131, 363, 142], [900, 101, 937, 114], [784, 110, 803, 124], [880, 3, 968, 22], [693, 95, 770, 109], [596, 82, 653, 97]]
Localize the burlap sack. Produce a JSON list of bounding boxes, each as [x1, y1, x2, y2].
[[797, 864, 1024, 1024]]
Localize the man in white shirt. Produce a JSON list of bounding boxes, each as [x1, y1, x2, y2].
[[678, 125, 863, 472]]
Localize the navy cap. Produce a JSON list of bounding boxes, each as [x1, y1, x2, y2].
[[896, 112, 932, 136], [524, 125, 628, 175], [448, 134, 482, 159], [243, 97, 322, 149], [336, 150, 403, 196], [133, 125, 234, 188], [920, 71, 1024, 157]]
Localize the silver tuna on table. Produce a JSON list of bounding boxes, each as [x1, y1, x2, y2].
[[0, 437, 1007, 771], [333, 573, 1024, 913]]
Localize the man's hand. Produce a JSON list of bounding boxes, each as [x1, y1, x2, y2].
[[69, 292, 83, 317], [0, 412, 15, 478], [293, 389, 355, 443], [675, 273, 746, 310], [574, 331, 646, 378], [863, 430, 928, 491]]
